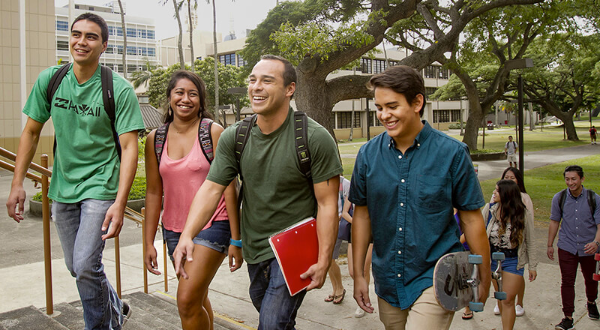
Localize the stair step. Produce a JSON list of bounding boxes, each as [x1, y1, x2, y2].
[[42, 302, 85, 330], [0, 306, 67, 330], [123, 292, 181, 328]]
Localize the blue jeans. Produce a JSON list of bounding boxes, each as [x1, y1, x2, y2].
[[52, 199, 123, 330], [247, 258, 307, 330]]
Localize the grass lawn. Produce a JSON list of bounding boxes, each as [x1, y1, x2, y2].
[[479, 154, 600, 223], [338, 119, 599, 221]]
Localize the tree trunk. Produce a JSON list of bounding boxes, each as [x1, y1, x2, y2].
[[295, 73, 336, 139], [118, 0, 126, 79], [463, 109, 484, 150], [172, 0, 185, 69], [212, 0, 220, 124], [188, 0, 194, 72]]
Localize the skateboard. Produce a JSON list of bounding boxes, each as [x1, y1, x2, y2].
[[433, 251, 484, 312], [491, 252, 507, 300], [594, 253, 600, 281]]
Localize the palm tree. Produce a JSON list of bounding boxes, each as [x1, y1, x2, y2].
[[187, 0, 198, 72], [162, 0, 186, 70], [131, 60, 157, 89], [117, 0, 127, 78]]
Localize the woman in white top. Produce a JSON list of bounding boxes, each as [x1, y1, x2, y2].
[[491, 167, 533, 316]]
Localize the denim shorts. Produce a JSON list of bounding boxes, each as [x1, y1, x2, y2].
[[163, 220, 231, 261], [491, 256, 524, 276]]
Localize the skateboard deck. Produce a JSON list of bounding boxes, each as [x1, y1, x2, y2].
[[433, 251, 482, 312]]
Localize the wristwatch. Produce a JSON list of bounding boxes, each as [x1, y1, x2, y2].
[[594, 240, 600, 247]]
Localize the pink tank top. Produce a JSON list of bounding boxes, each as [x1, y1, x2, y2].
[[159, 134, 228, 232]]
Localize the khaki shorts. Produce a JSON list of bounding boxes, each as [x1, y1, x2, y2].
[[378, 286, 454, 330], [507, 154, 517, 162]]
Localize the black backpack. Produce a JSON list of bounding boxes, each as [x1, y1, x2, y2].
[[46, 63, 120, 159], [153, 118, 214, 166], [558, 188, 597, 220], [234, 111, 312, 206]]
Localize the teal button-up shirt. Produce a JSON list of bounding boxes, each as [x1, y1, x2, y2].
[[349, 121, 485, 309]]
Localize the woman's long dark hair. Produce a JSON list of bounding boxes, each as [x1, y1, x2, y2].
[[496, 179, 526, 246], [502, 167, 527, 193], [164, 70, 212, 123]]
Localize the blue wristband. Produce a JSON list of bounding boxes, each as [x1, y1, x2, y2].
[[230, 238, 242, 248]]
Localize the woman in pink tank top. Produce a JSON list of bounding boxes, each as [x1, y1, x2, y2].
[[144, 71, 242, 329]]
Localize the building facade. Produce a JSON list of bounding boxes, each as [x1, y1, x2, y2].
[[1, 0, 56, 163]]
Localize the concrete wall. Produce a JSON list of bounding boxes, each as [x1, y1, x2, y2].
[[1, 0, 55, 164]]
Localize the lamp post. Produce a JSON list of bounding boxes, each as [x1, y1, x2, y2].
[[506, 58, 534, 175], [227, 87, 247, 122]]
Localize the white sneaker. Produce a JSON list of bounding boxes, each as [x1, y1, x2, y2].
[[515, 304, 524, 316], [494, 303, 500, 315], [354, 306, 366, 318]]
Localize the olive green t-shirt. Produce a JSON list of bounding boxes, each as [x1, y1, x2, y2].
[[207, 108, 343, 263], [23, 64, 145, 203]]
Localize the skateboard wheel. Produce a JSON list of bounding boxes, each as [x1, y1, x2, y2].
[[469, 302, 484, 312], [595, 253, 600, 261], [494, 291, 507, 300], [468, 255, 483, 264], [594, 273, 600, 282], [492, 252, 505, 261]]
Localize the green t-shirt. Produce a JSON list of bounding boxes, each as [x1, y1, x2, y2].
[[207, 108, 343, 263], [23, 64, 145, 203]]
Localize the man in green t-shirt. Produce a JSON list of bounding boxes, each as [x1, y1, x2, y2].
[[173, 55, 343, 329], [6, 13, 144, 330]]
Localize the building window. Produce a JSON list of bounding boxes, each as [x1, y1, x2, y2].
[[451, 109, 461, 122], [147, 30, 155, 39], [424, 65, 437, 79], [148, 47, 156, 57], [57, 40, 69, 51], [127, 46, 136, 55], [336, 112, 361, 129], [127, 28, 136, 38], [117, 27, 123, 37], [389, 60, 400, 67], [219, 53, 236, 66], [117, 64, 124, 73], [433, 110, 461, 123], [361, 58, 372, 73], [127, 64, 138, 74], [426, 87, 437, 97], [117, 45, 124, 54], [56, 20, 69, 31], [374, 59, 386, 73], [237, 54, 247, 67], [438, 67, 449, 79], [106, 44, 117, 54]]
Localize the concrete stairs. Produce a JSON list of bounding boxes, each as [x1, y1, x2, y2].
[[0, 291, 238, 330]]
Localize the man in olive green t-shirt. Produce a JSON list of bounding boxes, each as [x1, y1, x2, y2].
[[6, 13, 143, 330], [174, 55, 342, 329]]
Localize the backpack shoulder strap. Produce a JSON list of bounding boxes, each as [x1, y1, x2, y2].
[[199, 118, 214, 164], [588, 189, 597, 217], [559, 188, 568, 218], [154, 123, 170, 167], [234, 114, 257, 179], [294, 111, 311, 179], [100, 65, 121, 159], [46, 64, 71, 109]]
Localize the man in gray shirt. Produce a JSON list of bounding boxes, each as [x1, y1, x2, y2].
[[548, 165, 600, 329]]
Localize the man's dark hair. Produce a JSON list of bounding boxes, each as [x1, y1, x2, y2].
[[72, 13, 109, 43], [564, 165, 584, 179], [368, 65, 426, 117], [260, 54, 297, 88], [164, 70, 211, 123], [508, 135, 513, 139]]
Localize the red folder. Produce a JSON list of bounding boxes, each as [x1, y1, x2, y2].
[[269, 217, 319, 296]]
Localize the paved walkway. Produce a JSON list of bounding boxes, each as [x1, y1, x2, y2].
[[1, 143, 599, 329]]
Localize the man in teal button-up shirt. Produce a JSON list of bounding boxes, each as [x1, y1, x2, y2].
[[349, 65, 491, 330]]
